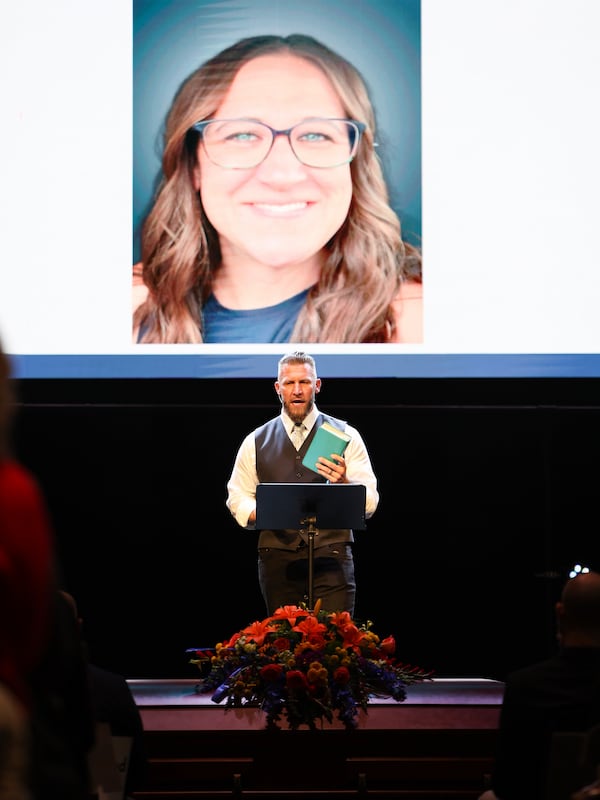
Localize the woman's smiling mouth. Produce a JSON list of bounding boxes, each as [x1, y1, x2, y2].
[[251, 201, 310, 215]]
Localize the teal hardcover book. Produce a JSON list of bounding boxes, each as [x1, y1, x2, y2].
[[302, 421, 351, 475]]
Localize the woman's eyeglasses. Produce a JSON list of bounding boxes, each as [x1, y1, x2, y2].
[[190, 117, 366, 169]]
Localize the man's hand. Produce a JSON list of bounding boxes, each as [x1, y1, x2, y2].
[[316, 454, 347, 483]]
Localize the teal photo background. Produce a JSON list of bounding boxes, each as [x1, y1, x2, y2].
[[132, 0, 421, 263]]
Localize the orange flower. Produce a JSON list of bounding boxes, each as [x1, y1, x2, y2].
[[329, 611, 354, 630], [269, 605, 309, 627], [222, 632, 241, 648], [241, 619, 278, 646], [294, 615, 327, 638], [340, 623, 366, 652], [307, 662, 328, 684]]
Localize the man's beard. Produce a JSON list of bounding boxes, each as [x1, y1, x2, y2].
[[285, 397, 314, 423]]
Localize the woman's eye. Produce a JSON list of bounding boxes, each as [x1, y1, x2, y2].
[[298, 131, 328, 143], [227, 131, 259, 142]]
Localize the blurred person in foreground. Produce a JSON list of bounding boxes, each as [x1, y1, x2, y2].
[[0, 336, 95, 799], [0, 336, 56, 798], [479, 569, 600, 800], [60, 590, 148, 798]]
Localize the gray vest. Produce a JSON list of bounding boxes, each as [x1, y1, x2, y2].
[[255, 413, 354, 550]]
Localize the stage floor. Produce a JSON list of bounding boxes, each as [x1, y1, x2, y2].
[[128, 677, 504, 731]]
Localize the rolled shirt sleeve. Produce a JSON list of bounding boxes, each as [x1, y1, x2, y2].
[[342, 424, 379, 518], [226, 432, 259, 528]]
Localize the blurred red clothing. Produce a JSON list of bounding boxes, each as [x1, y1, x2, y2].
[[0, 459, 56, 709]]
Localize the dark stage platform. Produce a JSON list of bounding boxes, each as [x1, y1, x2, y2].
[[127, 678, 504, 798]]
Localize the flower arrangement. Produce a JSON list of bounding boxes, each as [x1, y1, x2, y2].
[[189, 601, 434, 730]]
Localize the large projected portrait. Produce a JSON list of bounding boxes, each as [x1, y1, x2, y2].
[[132, 2, 422, 346], [5, 0, 599, 379]]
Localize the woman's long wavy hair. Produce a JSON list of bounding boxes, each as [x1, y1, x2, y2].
[[135, 34, 421, 343]]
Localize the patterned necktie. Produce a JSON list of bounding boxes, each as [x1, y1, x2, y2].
[[291, 423, 305, 450]]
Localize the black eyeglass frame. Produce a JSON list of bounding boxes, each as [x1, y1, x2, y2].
[[189, 117, 367, 169]]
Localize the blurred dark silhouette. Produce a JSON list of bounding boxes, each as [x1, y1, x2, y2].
[[479, 570, 600, 800], [0, 334, 94, 799], [61, 590, 148, 798]]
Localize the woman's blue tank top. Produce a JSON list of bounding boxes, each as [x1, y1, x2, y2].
[[202, 288, 309, 343]]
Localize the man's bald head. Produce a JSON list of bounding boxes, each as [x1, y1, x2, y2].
[[557, 571, 600, 645]]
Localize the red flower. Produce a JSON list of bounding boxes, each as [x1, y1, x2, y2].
[[272, 637, 291, 652], [304, 632, 327, 649], [286, 670, 309, 690], [333, 666, 351, 685], [260, 663, 284, 682], [381, 636, 396, 655]]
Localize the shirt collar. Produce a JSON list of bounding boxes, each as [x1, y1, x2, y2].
[[281, 405, 320, 435]]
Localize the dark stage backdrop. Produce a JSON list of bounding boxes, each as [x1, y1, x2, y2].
[[11, 377, 600, 683]]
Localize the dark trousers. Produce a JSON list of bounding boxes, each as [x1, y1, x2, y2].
[[257, 542, 355, 616]]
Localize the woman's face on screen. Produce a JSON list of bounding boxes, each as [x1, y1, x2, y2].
[[194, 53, 353, 272]]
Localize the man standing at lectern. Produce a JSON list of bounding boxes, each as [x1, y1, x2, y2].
[[226, 351, 379, 616]]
